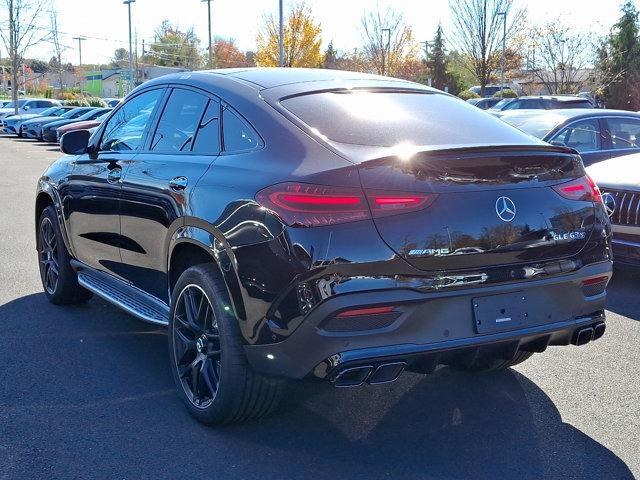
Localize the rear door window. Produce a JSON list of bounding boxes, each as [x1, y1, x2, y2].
[[151, 88, 209, 152], [604, 117, 640, 150], [192, 99, 221, 153], [551, 119, 602, 152]]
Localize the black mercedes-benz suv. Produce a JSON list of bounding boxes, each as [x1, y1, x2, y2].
[[35, 68, 612, 425]]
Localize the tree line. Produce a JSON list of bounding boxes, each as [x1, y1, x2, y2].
[[3, 0, 640, 109]]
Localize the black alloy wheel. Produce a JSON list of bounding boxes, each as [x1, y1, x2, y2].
[[172, 284, 221, 408], [38, 216, 60, 295]]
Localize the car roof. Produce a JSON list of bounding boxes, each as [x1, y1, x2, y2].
[[499, 108, 640, 122], [139, 67, 436, 94]]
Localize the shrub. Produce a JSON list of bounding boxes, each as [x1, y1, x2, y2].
[[493, 88, 518, 98], [64, 98, 90, 107], [86, 97, 108, 108], [458, 90, 480, 100]]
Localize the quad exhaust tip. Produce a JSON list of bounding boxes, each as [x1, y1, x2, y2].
[[573, 322, 606, 346], [333, 362, 406, 387]]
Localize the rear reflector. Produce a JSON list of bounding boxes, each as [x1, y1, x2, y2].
[[337, 306, 396, 317], [256, 182, 437, 227], [581, 275, 610, 286], [553, 175, 603, 203]]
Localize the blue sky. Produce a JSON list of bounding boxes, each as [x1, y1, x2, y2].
[[6, 0, 630, 65]]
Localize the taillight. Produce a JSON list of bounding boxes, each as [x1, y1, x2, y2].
[[256, 182, 437, 227], [552, 175, 603, 203]]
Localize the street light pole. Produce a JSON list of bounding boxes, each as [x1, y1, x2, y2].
[[279, 0, 284, 67], [381, 28, 391, 76], [496, 11, 507, 97], [202, 0, 213, 68], [123, 0, 136, 93]]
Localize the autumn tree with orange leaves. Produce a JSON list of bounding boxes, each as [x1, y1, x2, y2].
[[213, 38, 253, 68], [256, 2, 323, 67]]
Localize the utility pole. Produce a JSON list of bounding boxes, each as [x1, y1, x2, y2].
[[202, 0, 213, 68], [123, 0, 136, 93], [279, 0, 284, 67], [381, 28, 391, 76], [73, 36, 86, 93], [496, 11, 507, 97]]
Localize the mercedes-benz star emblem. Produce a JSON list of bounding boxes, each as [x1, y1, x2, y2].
[[601, 192, 616, 218], [495, 196, 516, 222]]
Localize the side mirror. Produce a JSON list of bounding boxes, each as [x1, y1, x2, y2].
[[60, 129, 90, 155], [549, 140, 566, 147], [23, 105, 30, 111]]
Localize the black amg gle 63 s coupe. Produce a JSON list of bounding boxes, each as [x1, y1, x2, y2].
[[36, 68, 612, 425]]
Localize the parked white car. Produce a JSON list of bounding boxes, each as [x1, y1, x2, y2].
[[0, 99, 62, 120]]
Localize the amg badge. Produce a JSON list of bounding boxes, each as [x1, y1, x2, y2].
[[409, 248, 450, 256]]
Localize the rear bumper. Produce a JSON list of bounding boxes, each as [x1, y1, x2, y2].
[[244, 261, 612, 380]]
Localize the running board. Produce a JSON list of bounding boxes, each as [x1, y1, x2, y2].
[[74, 265, 169, 326]]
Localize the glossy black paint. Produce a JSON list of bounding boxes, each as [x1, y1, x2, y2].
[[36, 69, 613, 380]]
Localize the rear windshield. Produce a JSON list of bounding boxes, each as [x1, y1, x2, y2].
[[281, 90, 538, 148], [557, 100, 592, 109]]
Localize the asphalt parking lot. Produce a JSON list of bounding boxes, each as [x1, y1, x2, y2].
[[0, 134, 638, 480]]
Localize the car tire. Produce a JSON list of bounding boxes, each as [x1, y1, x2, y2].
[[168, 263, 283, 426], [455, 351, 534, 372], [37, 206, 93, 305]]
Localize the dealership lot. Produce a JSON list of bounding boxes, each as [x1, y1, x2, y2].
[[0, 135, 638, 480]]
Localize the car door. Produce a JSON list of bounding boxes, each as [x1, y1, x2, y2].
[[64, 88, 164, 277], [118, 86, 220, 300], [602, 116, 640, 160], [547, 117, 609, 167]]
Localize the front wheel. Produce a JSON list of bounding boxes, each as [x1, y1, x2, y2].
[[168, 264, 283, 426], [37, 206, 93, 305]]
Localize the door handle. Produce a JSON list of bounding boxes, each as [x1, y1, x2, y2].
[[107, 168, 122, 184], [169, 176, 188, 191]]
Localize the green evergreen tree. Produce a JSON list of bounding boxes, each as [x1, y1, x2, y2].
[[428, 24, 448, 90], [600, 2, 640, 109], [323, 40, 338, 69]]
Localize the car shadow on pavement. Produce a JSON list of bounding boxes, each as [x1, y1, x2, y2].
[[0, 293, 634, 480], [606, 266, 640, 321]]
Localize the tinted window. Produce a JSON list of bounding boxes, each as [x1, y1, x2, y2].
[[282, 90, 539, 147], [38, 107, 60, 116], [100, 89, 162, 152], [551, 119, 602, 152], [605, 117, 640, 150], [557, 100, 592, 109], [151, 89, 208, 152], [222, 107, 259, 152], [192, 99, 221, 153]]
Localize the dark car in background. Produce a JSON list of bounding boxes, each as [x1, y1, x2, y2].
[[490, 95, 594, 115], [468, 85, 514, 97], [587, 154, 640, 266], [22, 107, 92, 140], [501, 109, 640, 166], [467, 97, 502, 110], [41, 108, 111, 143], [36, 68, 611, 426]]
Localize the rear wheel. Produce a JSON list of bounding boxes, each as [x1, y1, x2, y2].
[[168, 264, 283, 426], [37, 206, 93, 305], [455, 351, 534, 372]]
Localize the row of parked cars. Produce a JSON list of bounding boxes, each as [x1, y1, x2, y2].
[[0, 98, 121, 143]]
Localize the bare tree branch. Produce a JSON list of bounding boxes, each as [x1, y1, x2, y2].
[[449, 0, 525, 95]]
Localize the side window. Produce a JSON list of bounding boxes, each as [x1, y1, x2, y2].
[[524, 99, 543, 109], [605, 118, 640, 150], [552, 119, 602, 152], [100, 89, 163, 152], [222, 107, 260, 152], [151, 88, 209, 153], [192, 99, 221, 153]]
